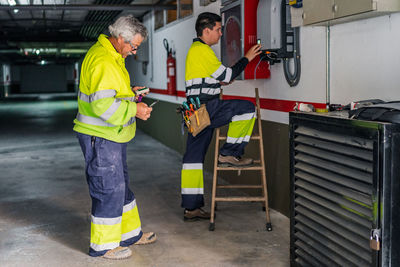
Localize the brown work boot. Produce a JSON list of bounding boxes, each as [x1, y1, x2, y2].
[[134, 232, 157, 245], [184, 208, 211, 221], [218, 154, 253, 167], [102, 246, 132, 260]]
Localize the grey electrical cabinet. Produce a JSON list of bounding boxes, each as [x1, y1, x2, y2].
[[303, 0, 400, 26]]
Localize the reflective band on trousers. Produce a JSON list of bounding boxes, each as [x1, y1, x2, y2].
[[76, 112, 136, 127], [123, 199, 137, 213], [181, 163, 203, 195], [226, 135, 251, 144], [182, 163, 203, 170], [121, 227, 141, 241], [232, 112, 256, 122], [91, 215, 122, 225], [90, 242, 119, 252], [182, 188, 204, 194]]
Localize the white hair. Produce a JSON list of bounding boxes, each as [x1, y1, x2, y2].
[[108, 15, 148, 42]]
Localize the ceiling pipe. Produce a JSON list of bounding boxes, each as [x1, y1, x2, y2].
[[0, 48, 88, 55], [0, 4, 176, 11]]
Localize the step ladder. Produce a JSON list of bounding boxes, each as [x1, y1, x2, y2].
[[209, 88, 272, 231]]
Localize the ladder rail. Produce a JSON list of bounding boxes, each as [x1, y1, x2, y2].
[[210, 89, 223, 225], [255, 88, 272, 224], [209, 88, 272, 231]]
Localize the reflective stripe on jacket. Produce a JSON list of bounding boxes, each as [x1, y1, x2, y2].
[[73, 34, 137, 143], [185, 38, 233, 104]]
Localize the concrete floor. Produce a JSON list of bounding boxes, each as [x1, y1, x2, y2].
[[0, 94, 290, 267]]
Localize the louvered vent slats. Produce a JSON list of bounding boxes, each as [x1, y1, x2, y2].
[[294, 135, 373, 162], [292, 125, 374, 266], [295, 163, 372, 195], [296, 154, 372, 184]]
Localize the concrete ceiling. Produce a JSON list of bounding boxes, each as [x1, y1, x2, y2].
[[0, 0, 174, 65]]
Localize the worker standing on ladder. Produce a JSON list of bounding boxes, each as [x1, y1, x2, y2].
[[181, 12, 262, 221], [74, 15, 156, 260]]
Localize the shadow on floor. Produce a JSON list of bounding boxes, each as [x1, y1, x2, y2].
[[0, 190, 90, 254]]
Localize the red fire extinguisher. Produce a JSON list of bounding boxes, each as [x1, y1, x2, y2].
[[164, 39, 177, 95]]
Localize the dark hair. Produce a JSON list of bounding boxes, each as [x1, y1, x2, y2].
[[195, 12, 222, 37]]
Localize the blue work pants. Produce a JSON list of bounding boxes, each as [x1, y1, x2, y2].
[[77, 133, 143, 257], [181, 98, 256, 210]]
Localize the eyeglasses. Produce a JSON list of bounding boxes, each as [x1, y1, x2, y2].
[[128, 41, 139, 52]]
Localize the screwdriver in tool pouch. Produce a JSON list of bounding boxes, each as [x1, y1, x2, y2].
[[195, 97, 201, 109], [189, 98, 197, 109], [182, 101, 190, 111], [190, 103, 200, 126]]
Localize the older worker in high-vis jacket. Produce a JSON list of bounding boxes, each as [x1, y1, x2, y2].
[[74, 15, 156, 260]]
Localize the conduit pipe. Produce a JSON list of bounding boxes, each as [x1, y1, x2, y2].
[[326, 26, 331, 109]]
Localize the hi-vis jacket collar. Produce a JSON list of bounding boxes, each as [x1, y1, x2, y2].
[[98, 34, 125, 64], [193, 38, 205, 44]]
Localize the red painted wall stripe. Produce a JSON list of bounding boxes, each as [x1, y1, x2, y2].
[[150, 88, 186, 98], [149, 88, 326, 112]]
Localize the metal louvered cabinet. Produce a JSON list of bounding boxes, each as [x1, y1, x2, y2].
[[289, 112, 400, 267]]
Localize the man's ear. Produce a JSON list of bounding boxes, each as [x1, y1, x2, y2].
[[117, 35, 125, 44], [203, 28, 210, 37]]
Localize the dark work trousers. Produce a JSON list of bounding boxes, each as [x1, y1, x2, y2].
[[77, 133, 143, 257], [181, 98, 256, 210]]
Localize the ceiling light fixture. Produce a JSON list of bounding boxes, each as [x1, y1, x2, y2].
[[7, 0, 17, 6]]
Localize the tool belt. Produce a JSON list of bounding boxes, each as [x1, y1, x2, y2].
[[179, 97, 211, 137], [181, 104, 211, 136], [186, 104, 210, 137]]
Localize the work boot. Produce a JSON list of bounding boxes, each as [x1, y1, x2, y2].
[[218, 154, 253, 167], [134, 232, 157, 245], [184, 208, 211, 221], [102, 246, 132, 260]]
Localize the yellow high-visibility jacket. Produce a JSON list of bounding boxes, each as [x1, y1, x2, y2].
[[73, 34, 137, 143], [185, 38, 248, 104]]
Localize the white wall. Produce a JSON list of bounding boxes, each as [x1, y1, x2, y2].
[[126, 1, 400, 124], [330, 14, 400, 104]]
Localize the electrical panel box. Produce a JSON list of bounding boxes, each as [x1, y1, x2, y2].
[[257, 0, 282, 50], [303, 0, 400, 26], [221, 0, 270, 80]]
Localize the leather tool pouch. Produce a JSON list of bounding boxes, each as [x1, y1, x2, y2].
[[186, 104, 211, 137]]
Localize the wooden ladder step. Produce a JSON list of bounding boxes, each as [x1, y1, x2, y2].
[[217, 185, 263, 189], [218, 134, 261, 140], [216, 165, 263, 171], [214, 197, 266, 202]]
